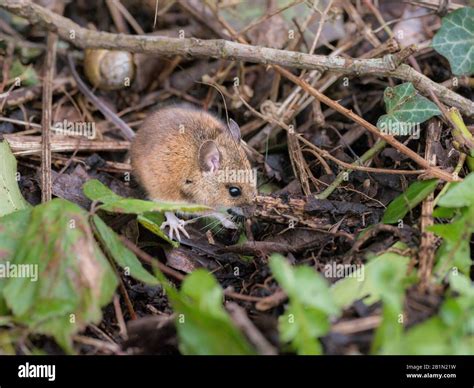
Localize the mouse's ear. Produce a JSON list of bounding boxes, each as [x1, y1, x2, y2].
[[199, 140, 221, 173], [228, 119, 241, 142]]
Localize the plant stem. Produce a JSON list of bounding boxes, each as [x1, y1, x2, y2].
[[316, 140, 387, 199]]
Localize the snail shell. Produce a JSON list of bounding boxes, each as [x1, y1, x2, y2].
[[83, 49, 135, 90]]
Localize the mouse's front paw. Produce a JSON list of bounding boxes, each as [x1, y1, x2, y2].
[[160, 212, 190, 242]]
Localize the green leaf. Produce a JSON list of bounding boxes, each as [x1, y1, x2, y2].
[[330, 245, 414, 355], [383, 317, 453, 355], [0, 209, 31, 262], [166, 269, 255, 355], [98, 198, 209, 214], [9, 60, 39, 86], [440, 298, 464, 328], [432, 206, 458, 218], [83, 179, 209, 214], [278, 305, 328, 355], [271, 255, 339, 316], [99, 198, 199, 214], [0, 209, 31, 314], [437, 173, 474, 208], [0, 328, 19, 355], [19, 46, 43, 62], [383, 179, 438, 224], [269, 254, 339, 355], [137, 212, 179, 247], [430, 207, 474, 276], [1, 199, 118, 352], [370, 254, 410, 354], [382, 273, 474, 355], [430, 173, 474, 278], [83, 179, 121, 203], [258, 182, 280, 194], [83, 179, 208, 247], [236, 233, 254, 263], [330, 252, 411, 310], [0, 141, 30, 217], [92, 215, 159, 285], [376, 83, 440, 133], [449, 271, 474, 298], [432, 7, 474, 76], [445, 272, 474, 341]]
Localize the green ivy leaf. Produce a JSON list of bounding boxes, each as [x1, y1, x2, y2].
[[269, 254, 339, 355], [382, 179, 438, 224], [432, 7, 474, 76], [1, 199, 118, 352], [376, 83, 440, 133], [0, 141, 30, 217], [165, 269, 255, 355], [92, 215, 159, 285]]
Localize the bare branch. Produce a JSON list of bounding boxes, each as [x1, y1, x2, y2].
[[1, 0, 472, 116]]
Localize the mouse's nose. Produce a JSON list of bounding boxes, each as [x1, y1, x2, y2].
[[227, 207, 244, 217]]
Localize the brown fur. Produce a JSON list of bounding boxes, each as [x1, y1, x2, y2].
[[131, 105, 257, 208]]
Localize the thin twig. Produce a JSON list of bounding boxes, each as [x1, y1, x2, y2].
[[3, 133, 130, 155], [316, 141, 388, 199], [255, 290, 287, 311], [40, 31, 57, 202], [121, 237, 264, 303], [418, 119, 440, 290], [106, 0, 129, 34], [332, 315, 381, 335], [226, 302, 278, 355], [0, 41, 14, 95], [1, 0, 472, 116], [113, 294, 128, 339], [73, 335, 122, 354]]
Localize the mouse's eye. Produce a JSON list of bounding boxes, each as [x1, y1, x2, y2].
[[228, 186, 241, 197]]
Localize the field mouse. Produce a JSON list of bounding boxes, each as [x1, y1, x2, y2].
[[130, 104, 257, 240]]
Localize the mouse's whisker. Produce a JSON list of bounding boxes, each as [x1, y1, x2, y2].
[[218, 225, 228, 235], [201, 218, 222, 231], [187, 213, 210, 223]]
